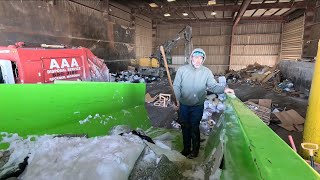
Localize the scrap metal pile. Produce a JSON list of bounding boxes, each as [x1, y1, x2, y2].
[[226, 63, 301, 97]]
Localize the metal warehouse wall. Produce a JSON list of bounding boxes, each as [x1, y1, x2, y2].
[[135, 15, 152, 59], [230, 23, 282, 70], [157, 22, 281, 73], [0, 0, 135, 72], [280, 16, 304, 61], [303, 4, 320, 58], [156, 22, 232, 74]]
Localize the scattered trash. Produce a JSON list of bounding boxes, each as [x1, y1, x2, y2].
[[244, 101, 271, 125], [111, 70, 160, 83], [145, 93, 159, 103], [226, 63, 306, 97], [171, 121, 181, 129], [248, 99, 272, 109], [201, 93, 226, 135], [273, 109, 305, 132], [154, 94, 171, 107], [278, 79, 295, 92]]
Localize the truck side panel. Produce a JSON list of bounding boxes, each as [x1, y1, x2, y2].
[[42, 57, 84, 83], [23, 61, 43, 83]]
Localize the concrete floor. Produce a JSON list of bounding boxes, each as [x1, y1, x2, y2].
[[145, 79, 308, 150]]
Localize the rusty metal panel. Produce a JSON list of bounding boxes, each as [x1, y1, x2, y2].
[[280, 16, 304, 60]]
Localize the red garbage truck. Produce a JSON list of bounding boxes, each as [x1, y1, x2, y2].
[[0, 42, 110, 84]]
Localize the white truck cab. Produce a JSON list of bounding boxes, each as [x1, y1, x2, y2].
[[0, 60, 15, 84]]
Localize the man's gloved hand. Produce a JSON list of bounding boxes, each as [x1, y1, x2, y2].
[[173, 101, 180, 111], [224, 87, 235, 95]]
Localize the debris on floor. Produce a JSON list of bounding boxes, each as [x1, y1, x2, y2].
[[226, 63, 306, 97], [154, 93, 171, 107], [244, 101, 271, 125], [110, 69, 160, 83], [145, 93, 159, 103], [201, 93, 226, 135], [273, 110, 305, 132], [226, 63, 280, 84], [248, 99, 272, 108]]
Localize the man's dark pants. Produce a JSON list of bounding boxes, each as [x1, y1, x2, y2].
[[179, 103, 204, 154]]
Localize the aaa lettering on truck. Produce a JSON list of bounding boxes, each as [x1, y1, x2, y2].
[[0, 42, 109, 84], [43, 57, 83, 82]]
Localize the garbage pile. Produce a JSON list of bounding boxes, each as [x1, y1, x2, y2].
[[111, 70, 160, 83], [277, 80, 295, 92], [226, 63, 302, 97], [226, 63, 280, 85], [200, 93, 226, 135]]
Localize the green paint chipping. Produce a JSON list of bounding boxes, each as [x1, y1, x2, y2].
[[222, 96, 320, 180], [0, 82, 151, 147]]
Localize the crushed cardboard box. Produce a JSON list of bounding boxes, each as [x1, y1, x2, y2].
[[248, 99, 272, 108], [273, 109, 305, 132], [145, 93, 158, 103]]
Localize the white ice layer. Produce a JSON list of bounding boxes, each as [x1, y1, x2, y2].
[[16, 135, 145, 180]]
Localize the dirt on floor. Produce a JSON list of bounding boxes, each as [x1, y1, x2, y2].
[[229, 83, 308, 149], [145, 78, 308, 151]]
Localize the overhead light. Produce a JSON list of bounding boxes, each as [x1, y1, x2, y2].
[[211, 11, 217, 16], [182, 12, 188, 16], [167, 0, 176, 2], [164, 13, 171, 17], [149, 3, 158, 7], [208, 0, 216, 5]]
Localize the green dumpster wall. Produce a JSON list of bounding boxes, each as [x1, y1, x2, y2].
[[0, 82, 151, 147]]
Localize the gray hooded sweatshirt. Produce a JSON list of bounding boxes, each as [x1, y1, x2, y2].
[[173, 48, 225, 106]]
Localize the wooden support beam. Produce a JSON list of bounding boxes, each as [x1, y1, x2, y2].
[[302, 0, 317, 58], [101, 0, 109, 19], [229, 0, 252, 70]]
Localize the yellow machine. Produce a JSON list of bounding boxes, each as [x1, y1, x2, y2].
[[139, 57, 160, 68], [137, 25, 192, 77], [138, 57, 164, 77]]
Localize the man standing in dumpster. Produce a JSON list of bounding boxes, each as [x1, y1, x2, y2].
[[173, 48, 235, 159]]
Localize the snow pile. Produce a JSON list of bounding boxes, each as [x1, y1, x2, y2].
[[6, 135, 145, 180]]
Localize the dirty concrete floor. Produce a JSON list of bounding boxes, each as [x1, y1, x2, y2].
[[145, 78, 177, 129], [145, 78, 308, 151], [229, 83, 308, 148]]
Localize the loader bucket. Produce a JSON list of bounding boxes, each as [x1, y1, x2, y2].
[[0, 82, 151, 149]]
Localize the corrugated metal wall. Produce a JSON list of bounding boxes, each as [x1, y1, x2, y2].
[[157, 22, 282, 73], [230, 23, 282, 70], [156, 23, 232, 74], [280, 16, 305, 60], [303, 4, 320, 58], [135, 15, 152, 59]]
